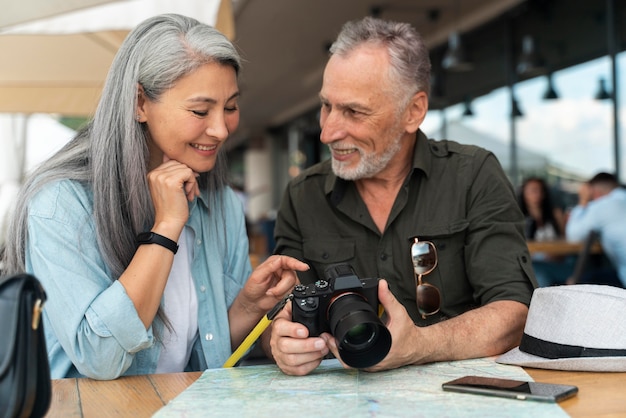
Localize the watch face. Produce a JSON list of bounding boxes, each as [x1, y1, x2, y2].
[[135, 231, 178, 254]]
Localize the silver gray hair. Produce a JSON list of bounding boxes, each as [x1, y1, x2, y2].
[[3, 14, 241, 277], [329, 16, 431, 106]]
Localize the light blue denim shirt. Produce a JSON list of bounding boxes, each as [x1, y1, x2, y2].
[[25, 179, 252, 379], [566, 188, 626, 287]]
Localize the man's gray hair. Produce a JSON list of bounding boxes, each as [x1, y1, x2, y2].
[[329, 16, 431, 104]]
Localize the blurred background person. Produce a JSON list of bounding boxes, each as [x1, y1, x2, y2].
[[518, 177, 572, 287], [518, 177, 566, 241], [566, 172, 626, 288]]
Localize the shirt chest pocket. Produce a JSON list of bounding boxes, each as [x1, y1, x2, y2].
[[413, 220, 469, 248], [302, 238, 356, 280], [410, 220, 470, 291], [222, 272, 243, 307]]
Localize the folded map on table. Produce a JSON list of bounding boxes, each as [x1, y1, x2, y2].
[[154, 357, 569, 417]]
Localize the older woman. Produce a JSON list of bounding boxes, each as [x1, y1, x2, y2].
[[2, 14, 307, 379]]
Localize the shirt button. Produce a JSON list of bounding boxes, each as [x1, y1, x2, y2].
[[380, 253, 388, 261], [322, 252, 329, 260], [205, 333, 213, 341], [199, 286, 206, 292], [196, 239, 202, 245]]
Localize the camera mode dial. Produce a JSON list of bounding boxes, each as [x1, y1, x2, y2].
[[314, 280, 329, 290]]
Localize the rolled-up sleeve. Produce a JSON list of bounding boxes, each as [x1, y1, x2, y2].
[[464, 153, 537, 306]]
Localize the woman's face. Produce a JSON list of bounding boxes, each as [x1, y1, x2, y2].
[[139, 62, 240, 173], [523, 180, 544, 206]]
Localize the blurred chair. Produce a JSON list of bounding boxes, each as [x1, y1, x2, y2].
[[567, 230, 623, 287], [567, 231, 600, 284]]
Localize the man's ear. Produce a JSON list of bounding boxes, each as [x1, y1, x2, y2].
[[404, 91, 428, 134]]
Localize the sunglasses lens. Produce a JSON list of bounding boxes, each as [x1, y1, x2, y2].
[[412, 242, 437, 275], [417, 284, 441, 316]]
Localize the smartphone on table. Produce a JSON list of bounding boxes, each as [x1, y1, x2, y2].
[[442, 375, 578, 402]]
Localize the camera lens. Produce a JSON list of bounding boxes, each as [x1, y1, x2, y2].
[[345, 323, 373, 347], [328, 293, 392, 369]]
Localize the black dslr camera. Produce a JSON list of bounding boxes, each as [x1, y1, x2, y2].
[[292, 263, 392, 369]]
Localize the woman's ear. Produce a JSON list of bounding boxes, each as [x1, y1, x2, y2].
[[404, 91, 429, 134], [136, 83, 146, 122]]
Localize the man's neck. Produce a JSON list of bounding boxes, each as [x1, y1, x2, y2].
[[355, 137, 415, 193], [354, 139, 415, 233]]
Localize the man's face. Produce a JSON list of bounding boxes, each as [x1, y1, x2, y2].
[[590, 184, 608, 200], [318, 45, 410, 180]]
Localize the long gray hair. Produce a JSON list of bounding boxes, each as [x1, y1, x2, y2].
[[3, 14, 241, 277], [329, 16, 431, 106]]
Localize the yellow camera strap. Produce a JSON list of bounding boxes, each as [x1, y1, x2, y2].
[[222, 294, 292, 368]]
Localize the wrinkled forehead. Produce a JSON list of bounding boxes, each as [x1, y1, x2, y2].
[[321, 45, 396, 102]]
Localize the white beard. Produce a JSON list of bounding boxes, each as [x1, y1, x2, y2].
[[331, 124, 404, 181]]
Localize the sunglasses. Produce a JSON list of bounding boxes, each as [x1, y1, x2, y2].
[[411, 237, 441, 319]]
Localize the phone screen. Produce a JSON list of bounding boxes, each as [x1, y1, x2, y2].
[[442, 376, 578, 402]]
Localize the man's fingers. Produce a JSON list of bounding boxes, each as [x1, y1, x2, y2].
[[377, 279, 399, 313], [272, 314, 308, 338]]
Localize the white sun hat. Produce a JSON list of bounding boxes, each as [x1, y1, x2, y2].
[[496, 284, 626, 372]]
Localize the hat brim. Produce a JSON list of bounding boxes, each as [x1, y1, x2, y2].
[[496, 347, 626, 372]]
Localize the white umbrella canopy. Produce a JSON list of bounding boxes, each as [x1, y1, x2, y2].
[[0, 0, 234, 116]]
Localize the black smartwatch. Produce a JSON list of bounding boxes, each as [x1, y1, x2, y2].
[[136, 232, 179, 254]]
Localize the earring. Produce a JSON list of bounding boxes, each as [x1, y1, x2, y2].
[[135, 114, 141, 122]]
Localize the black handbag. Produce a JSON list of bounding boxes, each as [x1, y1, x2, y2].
[[0, 274, 51, 418]]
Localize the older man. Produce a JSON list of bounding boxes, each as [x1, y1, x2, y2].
[[269, 16, 536, 375]]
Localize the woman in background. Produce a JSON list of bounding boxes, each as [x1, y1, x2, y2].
[[518, 177, 572, 286], [518, 177, 566, 241]]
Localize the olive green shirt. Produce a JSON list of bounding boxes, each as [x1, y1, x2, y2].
[[274, 131, 537, 325]]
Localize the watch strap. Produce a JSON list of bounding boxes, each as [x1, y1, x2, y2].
[[136, 231, 179, 254]]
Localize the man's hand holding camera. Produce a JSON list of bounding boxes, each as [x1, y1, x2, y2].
[[269, 264, 422, 376], [269, 299, 332, 376]]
